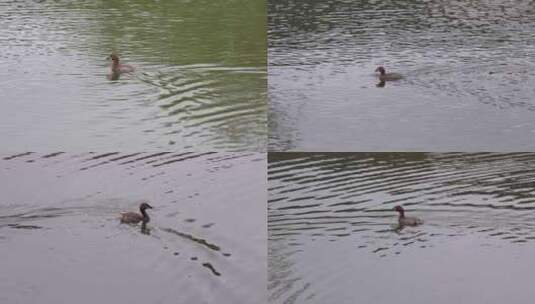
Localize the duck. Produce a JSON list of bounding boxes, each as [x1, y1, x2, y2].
[[108, 53, 135, 74], [120, 202, 153, 224], [393, 205, 423, 226], [375, 66, 402, 81]]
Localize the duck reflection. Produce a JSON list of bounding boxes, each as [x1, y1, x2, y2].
[[108, 71, 120, 81], [141, 221, 151, 235]]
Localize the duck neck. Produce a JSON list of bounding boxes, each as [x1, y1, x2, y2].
[[111, 60, 120, 72], [140, 208, 149, 220], [397, 210, 405, 218]]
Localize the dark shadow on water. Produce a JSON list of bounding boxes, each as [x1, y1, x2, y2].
[[393, 224, 404, 233], [141, 221, 150, 235], [107, 72, 120, 81], [162, 227, 221, 252], [7, 224, 43, 230], [202, 262, 221, 276], [392, 222, 424, 234]]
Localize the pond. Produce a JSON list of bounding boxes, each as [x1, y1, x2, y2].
[[269, 152, 535, 303], [0, 152, 266, 304], [0, 0, 266, 151], [269, 0, 535, 151]]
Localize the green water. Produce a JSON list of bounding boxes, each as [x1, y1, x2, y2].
[[0, 0, 266, 151]]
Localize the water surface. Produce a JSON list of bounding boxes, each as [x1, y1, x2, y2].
[[1, 0, 266, 151], [269, 153, 535, 304], [0, 152, 266, 304], [269, 0, 535, 151]]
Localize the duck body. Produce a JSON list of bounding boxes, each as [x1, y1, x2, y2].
[[375, 66, 402, 81], [399, 215, 423, 226], [394, 205, 423, 226], [121, 202, 152, 224], [108, 54, 135, 74]]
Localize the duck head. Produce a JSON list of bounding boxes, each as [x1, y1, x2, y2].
[[107, 53, 119, 63], [140, 202, 153, 211], [393, 205, 405, 217], [375, 66, 386, 75]]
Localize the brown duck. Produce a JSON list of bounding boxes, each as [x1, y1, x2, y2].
[[108, 54, 135, 74], [120, 203, 153, 224], [375, 66, 402, 81], [394, 205, 423, 226]]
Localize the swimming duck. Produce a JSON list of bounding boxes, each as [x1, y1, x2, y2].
[[393, 205, 423, 226], [120, 202, 153, 224], [375, 66, 402, 81], [108, 54, 135, 74]]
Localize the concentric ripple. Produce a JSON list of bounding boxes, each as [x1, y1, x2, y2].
[[0, 0, 266, 151], [269, 153, 535, 304]]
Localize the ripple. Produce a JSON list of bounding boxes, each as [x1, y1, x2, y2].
[[269, 0, 535, 151], [0, 0, 266, 151], [1, 151, 266, 304], [269, 152, 535, 303]]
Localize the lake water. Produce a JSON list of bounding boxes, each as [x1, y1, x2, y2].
[[269, 0, 535, 151], [0, 152, 266, 304], [0, 0, 266, 151], [269, 153, 535, 304]]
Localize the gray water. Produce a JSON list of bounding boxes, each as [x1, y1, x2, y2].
[[269, 0, 535, 151], [0, 0, 266, 151], [0, 152, 266, 304], [269, 153, 535, 304]]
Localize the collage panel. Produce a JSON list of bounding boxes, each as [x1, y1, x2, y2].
[[0, 0, 266, 151], [268, 0, 535, 151], [269, 152, 535, 304], [0, 152, 266, 304]]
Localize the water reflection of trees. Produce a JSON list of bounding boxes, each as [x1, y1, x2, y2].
[[63, 0, 266, 67], [269, 0, 532, 42]]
